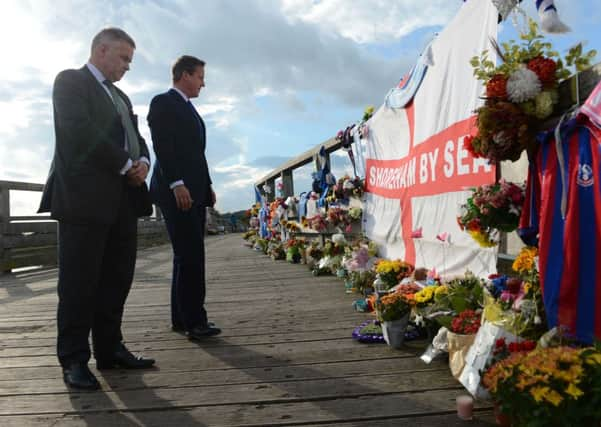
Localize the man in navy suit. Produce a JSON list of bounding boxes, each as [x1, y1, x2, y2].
[[148, 55, 221, 340], [39, 28, 155, 390]]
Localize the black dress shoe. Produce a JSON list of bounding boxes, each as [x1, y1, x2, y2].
[[63, 363, 100, 390], [172, 322, 215, 334], [96, 346, 155, 370], [187, 324, 222, 340]]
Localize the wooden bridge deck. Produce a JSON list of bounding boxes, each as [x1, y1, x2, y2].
[[0, 234, 495, 426]]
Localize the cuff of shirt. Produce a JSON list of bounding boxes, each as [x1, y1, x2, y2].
[[170, 180, 184, 189], [139, 156, 150, 166], [120, 158, 133, 175]]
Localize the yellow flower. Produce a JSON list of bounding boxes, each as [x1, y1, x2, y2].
[[468, 229, 497, 247], [586, 353, 601, 365], [512, 246, 538, 273], [414, 286, 436, 304], [565, 383, 584, 399], [523, 282, 532, 293], [530, 386, 550, 402], [544, 390, 563, 407]]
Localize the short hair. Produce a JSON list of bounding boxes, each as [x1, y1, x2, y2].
[[172, 55, 205, 82], [91, 27, 136, 52]]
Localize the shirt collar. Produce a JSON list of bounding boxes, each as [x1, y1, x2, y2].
[[171, 87, 189, 102], [86, 62, 108, 85]]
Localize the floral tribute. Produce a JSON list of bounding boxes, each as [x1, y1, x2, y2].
[[376, 291, 411, 322], [482, 345, 601, 426], [468, 20, 596, 162], [457, 180, 525, 247], [374, 259, 414, 289], [331, 175, 365, 200], [449, 309, 481, 335]]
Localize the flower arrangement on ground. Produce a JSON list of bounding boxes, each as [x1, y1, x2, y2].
[[267, 240, 285, 260], [374, 259, 414, 289], [419, 272, 485, 329], [285, 238, 306, 263], [482, 345, 601, 426], [376, 291, 411, 322], [467, 20, 596, 162], [457, 180, 525, 247], [483, 246, 546, 339], [450, 309, 481, 335]]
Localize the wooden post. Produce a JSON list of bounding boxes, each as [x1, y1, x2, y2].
[[0, 183, 10, 274], [281, 169, 294, 198]]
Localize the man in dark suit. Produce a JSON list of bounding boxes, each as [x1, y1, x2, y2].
[[148, 55, 221, 341], [39, 28, 155, 390]]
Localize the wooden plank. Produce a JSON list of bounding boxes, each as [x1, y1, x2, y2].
[[0, 180, 44, 192], [0, 234, 489, 426], [0, 408, 496, 427]]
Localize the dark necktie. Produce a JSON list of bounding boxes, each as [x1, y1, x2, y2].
[[104, 80, 141, 160]]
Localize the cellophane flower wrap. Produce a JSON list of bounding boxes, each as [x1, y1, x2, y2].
[[468, 19, 596, 162], [457, 180, 525, 247], [482, 345, 601, 426]]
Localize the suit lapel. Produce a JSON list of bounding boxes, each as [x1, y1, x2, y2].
[[81, 66, 116, 111], [168, 89, 206, 142]]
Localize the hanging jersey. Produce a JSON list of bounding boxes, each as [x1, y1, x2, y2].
[[519, 114, 601, 343]]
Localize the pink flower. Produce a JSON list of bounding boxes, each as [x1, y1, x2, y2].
[[411, 227, 423, 238], [436, 232, 449, 242]]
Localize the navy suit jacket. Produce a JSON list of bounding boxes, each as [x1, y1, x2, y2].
[[148, 89, 212, 208], [39, 66, 151, 224]]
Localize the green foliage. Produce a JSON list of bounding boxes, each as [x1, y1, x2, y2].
[[471, 19, 596, 83]]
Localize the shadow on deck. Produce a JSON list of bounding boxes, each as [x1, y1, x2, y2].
[[0, 234, 495, 426]]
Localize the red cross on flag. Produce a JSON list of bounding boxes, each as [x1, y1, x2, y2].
[[364, 0, 499, 278]]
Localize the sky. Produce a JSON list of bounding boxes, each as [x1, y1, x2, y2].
[[1, 0, 600, 215]]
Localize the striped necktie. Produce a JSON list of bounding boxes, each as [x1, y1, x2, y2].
[[104, 80, 141, 160]]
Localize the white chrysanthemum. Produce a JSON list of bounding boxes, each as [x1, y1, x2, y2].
[[506, 66, 542, 103], [534, 90, 555, 119]]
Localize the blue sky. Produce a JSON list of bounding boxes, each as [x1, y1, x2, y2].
[[1, 0, 600, 214]]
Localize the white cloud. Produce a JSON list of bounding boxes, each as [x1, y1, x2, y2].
[[280, 0, 458, 43]]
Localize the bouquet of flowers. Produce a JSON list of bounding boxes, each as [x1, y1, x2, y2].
[[348, 207, 362, 222], [326, 207, 350, 229], [450, 309, 481, 335], [483, 246, 546, 339], [457, 180, 525, 247], [332, 175, 365, 200], [266, 240, 285, 260], [285, 238, 306, 263], [419, 272, 484, 329], [482, 346, 601, 426], [374, 259, 414, 289], [376, 291, 411, 322], [468, 20, 596, 162], [303, 213, 327, 232]]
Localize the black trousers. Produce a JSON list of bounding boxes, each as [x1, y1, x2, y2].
[[160, 202, 208, 330], [56, 186, 137, 367]]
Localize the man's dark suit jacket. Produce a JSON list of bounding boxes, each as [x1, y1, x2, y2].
[[39, 66, 151, 223], [148, 89, 212, 208]]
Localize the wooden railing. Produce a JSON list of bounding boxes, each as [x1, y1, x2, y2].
[[0, 180, 169, 274]]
